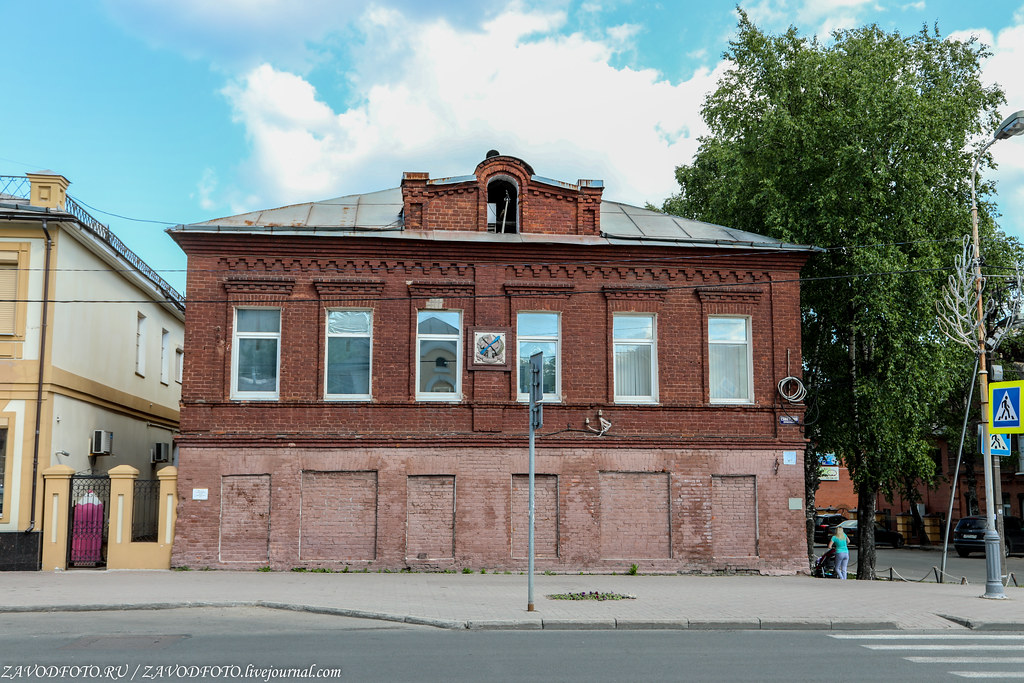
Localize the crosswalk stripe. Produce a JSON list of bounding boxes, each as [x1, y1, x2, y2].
[[949, 673, 1024, 679], [906, 656, 1024, 664], [864, 644, 1024, 651], [830, 634, 1024, 640]]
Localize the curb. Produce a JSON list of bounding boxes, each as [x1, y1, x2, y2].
[[0, 602, 1017, 632]]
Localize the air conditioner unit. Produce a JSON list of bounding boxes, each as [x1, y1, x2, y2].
[[151, 442, 171, 464], [90, 430, 113, 455]]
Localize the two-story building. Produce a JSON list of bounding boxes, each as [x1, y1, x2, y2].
[[169, 152, 815, 573], [0, 172, 185, 570]]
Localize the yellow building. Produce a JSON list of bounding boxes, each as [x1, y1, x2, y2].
[[0, 172, 184, 570]]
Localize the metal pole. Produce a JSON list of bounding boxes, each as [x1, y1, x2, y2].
[[970, 139, 1005, 599], [527, 352, 542, 611], [940, 355, 978, 583], [528, 407, 535, 611]]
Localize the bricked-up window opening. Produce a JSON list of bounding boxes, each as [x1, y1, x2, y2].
[[416, 310, 462, 400], [613, 314, 657, 403], [231, 308, 281, 400], [135, 312, 147, 377], [517, 312, 559, 401], [487, 178, 518, 233], [325, 309, 372, 400], [708, 316, 752, 403], [0, 427, 7, 515]]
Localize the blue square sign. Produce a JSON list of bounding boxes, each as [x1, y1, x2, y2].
[[990, 381, 1023, 434]]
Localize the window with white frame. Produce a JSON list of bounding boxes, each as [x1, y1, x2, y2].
[[160, 329, 170, 385], [416, 310, 461, 400], [231, 308, 281, 400], [708, 316, 752, 403], [613, 314, 657, 403], [325, 309, 372, 400], [135, 312, 147, 376], [175, 347, 184, 384], [517, 312, 559, 400]]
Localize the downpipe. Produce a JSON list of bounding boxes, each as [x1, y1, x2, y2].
[[26, 218, 52, 534]]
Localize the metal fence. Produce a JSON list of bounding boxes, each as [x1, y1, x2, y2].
[[132, 479, 161, 542]]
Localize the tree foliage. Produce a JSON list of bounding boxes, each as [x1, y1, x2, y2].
[[664, 11, 1008, 578]]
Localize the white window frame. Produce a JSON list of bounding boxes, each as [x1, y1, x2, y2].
[[708, 315, 753, 404], [324, 308, 373, 401], [516, 311, 561, 402], [160, 329, 170, 385], [135, 312, 147, 377], [415, 310, 462, 402], [612, 313, 658, 404], [175, 346, 184, 384], [230, 307, 281, 401]]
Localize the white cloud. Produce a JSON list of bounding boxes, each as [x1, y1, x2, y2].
[[221, 6, 723, 212], [741, 0, 876, 37], [195, 168, 219, 211], [103, 0, 498, 71]]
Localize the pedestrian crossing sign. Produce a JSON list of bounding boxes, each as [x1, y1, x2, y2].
[[990, 432, 1011, 456], [990, 380, 1023, 434]]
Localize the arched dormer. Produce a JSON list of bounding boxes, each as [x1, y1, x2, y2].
[[486, 175, 519, 233], [401, 151, 603, 235]]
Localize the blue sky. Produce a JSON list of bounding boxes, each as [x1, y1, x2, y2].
[[3, 1, 1023, 294]]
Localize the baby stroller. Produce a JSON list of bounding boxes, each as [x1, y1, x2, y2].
[[812, 547, 836, 578]]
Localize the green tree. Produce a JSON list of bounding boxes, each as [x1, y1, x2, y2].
[[664, 11, 1007, 578]]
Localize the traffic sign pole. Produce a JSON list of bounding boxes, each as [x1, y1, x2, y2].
[[527, 352, 543, 612]]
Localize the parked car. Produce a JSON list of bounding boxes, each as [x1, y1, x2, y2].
[[953, 515, 1024, 557], [826, 519, 905, 548], [813, 514, 848, 544]]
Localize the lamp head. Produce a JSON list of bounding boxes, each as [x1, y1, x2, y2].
[[995, 110, 1024, 140]]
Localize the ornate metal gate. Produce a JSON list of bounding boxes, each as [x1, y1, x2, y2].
[[67, 475, 110, 568]]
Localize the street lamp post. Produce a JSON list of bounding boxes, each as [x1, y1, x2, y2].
[[970, 109, 1024, 600]]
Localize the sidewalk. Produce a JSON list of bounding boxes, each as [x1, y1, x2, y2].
[[1, 570, 1021, 631]]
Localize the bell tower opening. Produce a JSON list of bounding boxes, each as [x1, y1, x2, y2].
[[487, 177, 518, 233]]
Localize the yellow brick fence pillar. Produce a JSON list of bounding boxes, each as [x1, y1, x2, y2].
[[106, 465, 139, 569], [157, 466, 178, 563], [40, 465, 75, 571]]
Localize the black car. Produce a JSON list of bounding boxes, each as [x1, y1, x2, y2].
[[953, 515, 1024, 557], [813, 514, 847, 544], [826, 519, 905, 548]]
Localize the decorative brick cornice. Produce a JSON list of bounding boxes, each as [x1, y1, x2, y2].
[[503, 281, 575, 298], [313, 278, 385, 299], [407, 280, 475, 298], [695, 287, 764, 304], [223, 277, 296, 296], [602, 284, 668, 301]]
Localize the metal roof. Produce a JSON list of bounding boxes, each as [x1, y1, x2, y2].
[[176, 188, 817, 252]]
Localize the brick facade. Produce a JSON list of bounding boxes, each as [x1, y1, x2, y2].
[[170, 154, 812, 573]]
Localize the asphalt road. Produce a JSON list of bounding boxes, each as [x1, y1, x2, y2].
[[813, 545, 1024, 585], [0, 608, 1015, 682]]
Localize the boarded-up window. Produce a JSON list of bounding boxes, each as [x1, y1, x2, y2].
[[0, 257, 18, 335], [300, 470, 377, 561], [711, 474, 757, 558], [406, 475, 454, 560], [511, 474, 558, 558], [220, 474, 271, 563], [599, 472, 671, 559]]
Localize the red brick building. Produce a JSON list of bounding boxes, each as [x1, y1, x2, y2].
[[169, 152, 816, 573]]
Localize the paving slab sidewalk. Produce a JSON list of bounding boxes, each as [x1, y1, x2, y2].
[[1, 571, 1020, 631]]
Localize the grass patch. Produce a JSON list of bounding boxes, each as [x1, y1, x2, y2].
[[547, 591, 636, 601]]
